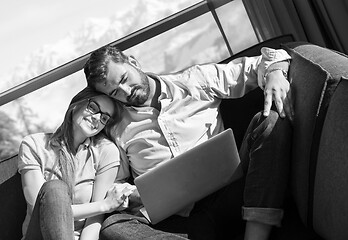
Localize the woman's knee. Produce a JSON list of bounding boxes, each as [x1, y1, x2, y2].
[[37, 180, 71, 204]]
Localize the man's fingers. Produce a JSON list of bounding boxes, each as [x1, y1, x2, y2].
[[263, 91, 272, 116], [264, 88, 288, 118]]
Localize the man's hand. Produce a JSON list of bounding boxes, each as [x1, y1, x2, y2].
[[129, 188, 143, 206], [263, 69, 294, 121]]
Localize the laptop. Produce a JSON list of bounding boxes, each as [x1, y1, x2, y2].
[[134, 128, 243, 224]]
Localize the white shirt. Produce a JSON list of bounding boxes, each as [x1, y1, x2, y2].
[[114, 47, 291, 178]]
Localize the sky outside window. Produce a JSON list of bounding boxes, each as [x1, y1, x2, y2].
[[0, 0, 201, 93]]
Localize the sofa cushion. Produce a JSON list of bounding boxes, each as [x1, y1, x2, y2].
[[282, 42, 330, 225], [0, 155, 26, 240], [282, 42, 348, 233], [313, 77, 348, 240], [0, 154, 19, 185]]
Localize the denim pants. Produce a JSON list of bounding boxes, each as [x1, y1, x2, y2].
[[100, 110, 292, 240], [240, 110, 292, 226], [24, 180, 74, 240]]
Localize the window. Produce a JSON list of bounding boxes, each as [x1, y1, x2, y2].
[[215, 0, 258, 53], [0, 0, 259, 160], [125, 12, 231, 74]]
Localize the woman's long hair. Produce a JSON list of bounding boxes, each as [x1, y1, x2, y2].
[[48, 87, 123, 199]]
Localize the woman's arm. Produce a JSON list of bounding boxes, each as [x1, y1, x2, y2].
[[21, 169, 46, 210], [22, 165, 122, 217], [77, 165, 119, 240]]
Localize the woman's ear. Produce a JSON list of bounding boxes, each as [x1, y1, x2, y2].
[[128, 55, 141, 69]]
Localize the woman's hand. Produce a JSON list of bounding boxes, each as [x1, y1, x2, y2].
[[103, 183, 136, 213], [103, 184, 126, 213]]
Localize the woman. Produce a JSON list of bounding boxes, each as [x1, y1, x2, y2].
[[18, 87, 130, 240]]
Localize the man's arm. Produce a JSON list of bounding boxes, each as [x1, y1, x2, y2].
[[191, 47, 291, 102]]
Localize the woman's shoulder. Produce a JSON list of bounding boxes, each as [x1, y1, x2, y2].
[[90, 137, 121, 172], [18, 133, 55, 168], [92, 135, 113, 146], [21, 132, 52, 146], [91, 136, 119, 153]]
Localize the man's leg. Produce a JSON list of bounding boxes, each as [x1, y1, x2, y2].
[[239, 110, 292, 240], [186, 177, 246, 240], [100, 213, 188, 240], [25, 180, 74, 240], [168, 111, 291, 240]]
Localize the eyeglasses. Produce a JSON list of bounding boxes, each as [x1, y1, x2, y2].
[[86, 99, 111, 125]]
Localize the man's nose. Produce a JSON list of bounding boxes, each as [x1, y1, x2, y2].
[[118, 84, 132, 96]]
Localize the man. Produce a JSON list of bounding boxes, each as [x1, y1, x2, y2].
[[84, 45, 293, 240]]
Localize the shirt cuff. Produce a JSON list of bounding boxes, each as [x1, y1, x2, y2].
[[257, 47, 291, 89], [17, 163, 41, 174]]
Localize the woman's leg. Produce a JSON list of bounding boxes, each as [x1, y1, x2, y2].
[[25, 180, 74, 240], [239, 111, 292, 239]]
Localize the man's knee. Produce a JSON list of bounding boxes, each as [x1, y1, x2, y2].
[[252, 110, 279, 126], [100, 217, 148, 240], [101, 213, 150, 240], [242, 110, 292, 152], [252, 110, 291, 134]]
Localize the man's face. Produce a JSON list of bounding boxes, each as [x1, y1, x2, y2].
[[95, 61, 150, 107]]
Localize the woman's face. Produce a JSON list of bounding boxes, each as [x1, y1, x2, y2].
[[73, 95, 114, 138]]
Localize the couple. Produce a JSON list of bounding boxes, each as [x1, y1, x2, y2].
[[18, 45, 293, 240]]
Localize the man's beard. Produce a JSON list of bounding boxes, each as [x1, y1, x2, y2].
[[126, 69, 150, 106]]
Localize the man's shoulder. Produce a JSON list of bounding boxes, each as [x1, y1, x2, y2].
[[154, 63, 214, 77], [153, 64, 214, 88]]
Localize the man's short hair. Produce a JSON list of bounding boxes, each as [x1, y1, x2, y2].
[[84, 45, 129, 89]]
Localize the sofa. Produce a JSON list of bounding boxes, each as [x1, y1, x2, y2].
[[220, 39, 348, 240], [1, 37, 347, 240]]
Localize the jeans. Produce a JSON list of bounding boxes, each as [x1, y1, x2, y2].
[[101, 213, 189, 240], [100, 110, 292, 240], [240, 110, 292, 226], [24, 180, 74, 240]]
